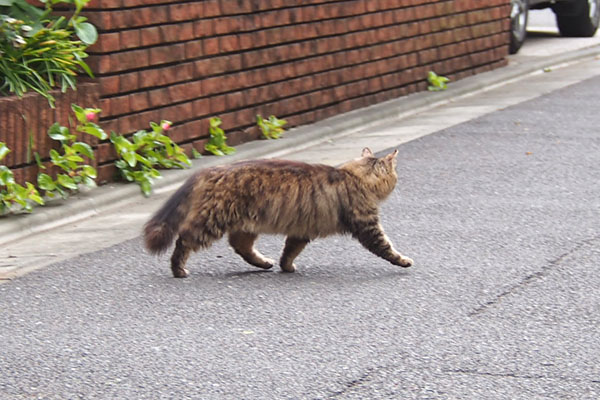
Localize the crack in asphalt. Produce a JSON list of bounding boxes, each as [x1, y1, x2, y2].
[[324, 363, 600, 398], [325, 364, 399, 399], [444, 368, 600, 385], [468, 235, 600, 317]]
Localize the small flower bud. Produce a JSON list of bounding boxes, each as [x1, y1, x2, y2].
[[85, 111, 97, 122], [161, 121, 171, 131]]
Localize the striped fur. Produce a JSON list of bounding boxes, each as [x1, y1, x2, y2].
[[143, 148, 413, 278]]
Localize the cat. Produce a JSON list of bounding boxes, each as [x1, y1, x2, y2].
[[144, 147, 413, 278]]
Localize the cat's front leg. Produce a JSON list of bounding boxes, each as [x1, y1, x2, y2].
[[351, 219, 413, 268], [228, 231, 274, 269], [280, 237, 310, 272]]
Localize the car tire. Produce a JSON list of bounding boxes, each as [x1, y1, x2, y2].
[[510, 0, 529, 54], [556, 0, 600, 37]]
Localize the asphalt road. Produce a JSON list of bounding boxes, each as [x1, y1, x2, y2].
[[2, 76, 600, 399]]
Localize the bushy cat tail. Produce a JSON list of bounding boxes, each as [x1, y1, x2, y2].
[[144, 177, 194, 254]]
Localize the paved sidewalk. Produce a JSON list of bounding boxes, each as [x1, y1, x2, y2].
[[1, 36, 600, 281]]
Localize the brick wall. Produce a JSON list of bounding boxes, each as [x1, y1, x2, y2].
[[4, 0, 510, 183]]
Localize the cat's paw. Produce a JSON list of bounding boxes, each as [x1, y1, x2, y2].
[[172, 268, 189, 278], [280, 263, 296, 273], [391, 255, 413, 268], [254, 258, 275, 270], [398, 256, 413, 268]]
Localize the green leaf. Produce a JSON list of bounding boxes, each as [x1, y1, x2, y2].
[[140, 179, 152, 197], [121, 169, 135, 182], [149, 121, 161, 134], [72, 104, 86, 123], [174, 153, 192, 166], [111, 134, 134, 152], [0, 142, 10, 161], [25, 183, 44, 205], [147, 168, 161, 179], [54, 185, 68, 199], [205, 144, 224, 156], [48, 123, 75, 142], [132, 130, 149, 144], [115, 160, 128, 170], [0, 166, 15, 186], [65, 154, 84, 163], [209, 117, 222, 129], [122, 150, 137, 167], [71, 142, 94, 159], [427, 70, 450, 91], [222, 145, 236, 155], [82, 165, 97, 179], [28, 193, 45, 205], [78, 123, 107, 140], [82, 176, 97, 188], [57, 174, 78, 190], [34, 152, 45, 169], [73, 21, 98, 45], [191, 148, 202, 159], [134, 153, 153, 168], [37, 173, 57, 191]]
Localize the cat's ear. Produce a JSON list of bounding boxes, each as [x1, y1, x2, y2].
[[384, 149, 398, 161], [361, 147, 374, 158]]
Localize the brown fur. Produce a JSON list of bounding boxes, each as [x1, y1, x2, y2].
[[144, 148, 413, 278]]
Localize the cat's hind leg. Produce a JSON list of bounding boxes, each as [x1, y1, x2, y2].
[[171, 236, 193, 278], [228, 231, 274, 270], [350, 218, 413, 267], [280, 237, 310, 272]]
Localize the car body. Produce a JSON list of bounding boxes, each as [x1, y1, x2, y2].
[[510, 0, 600, 53]]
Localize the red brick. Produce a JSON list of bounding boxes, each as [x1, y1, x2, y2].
[[120, 29, 140, 49], [97, 164, 117, 184], [129, 93, 150, 112], [119, 72, 139, 92], [203, 37, 220, 55], [170, 3, 203, 21], [140, 26, 161, 47], [93, 32, 120, 53], [108, 95, 130, 117], [219, 35, 240, 53], [147, 88, 171, 108], [192, 98, 210, 115], [185, 40, 204, 58], [149, 44, 185, 65]]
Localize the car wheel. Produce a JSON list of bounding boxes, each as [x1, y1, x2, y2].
[[510, 0, 529, 54], [556, 0, 600, 37]]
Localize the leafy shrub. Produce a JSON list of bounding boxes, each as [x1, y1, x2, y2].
[[256, 114, 287, 139], [36, 104, 106, 198], [427, 71, 450, 91], [205, 117, 236, 156], [0, 141, 44, 215], [0, 0, 97, 105], [111, 121, 191, 197]]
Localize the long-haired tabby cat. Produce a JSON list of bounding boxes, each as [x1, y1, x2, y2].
[[144, 148, 413, 277]]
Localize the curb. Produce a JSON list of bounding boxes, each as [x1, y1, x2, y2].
[[1, 44, 599, 247]]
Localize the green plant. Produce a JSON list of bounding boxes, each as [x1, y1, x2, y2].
[[111, 121, 191, 196], [191, 148, 202, 159], [36, 104, 106, 198], [0, 0, 97, 105], [0, 142, 44, 215], [256, 114, 287, 139], [205, 117, 235, 156], [427, 71, 450, 91]]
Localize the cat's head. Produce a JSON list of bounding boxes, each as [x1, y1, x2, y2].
[[341, 147, 399, 200]]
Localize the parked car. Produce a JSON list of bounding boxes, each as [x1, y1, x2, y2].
[[510, 0, 600, 53]]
